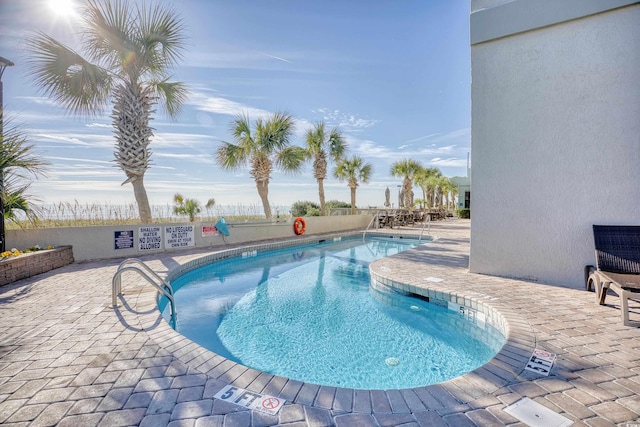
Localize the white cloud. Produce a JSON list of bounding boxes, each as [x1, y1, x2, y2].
[[35, 133, 95, 147], [260, 52, 292, 63], [429, 157, 467, 167], [45, 156, 112, 165], [187, 91, 272, 120], [316, 109, 379, 132], [151, 132, 217, 148]]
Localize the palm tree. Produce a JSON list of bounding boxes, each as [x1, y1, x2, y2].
[[390, 159, 422, 209], [305, 122, 347, 216], [433, 176, 455, 209], [334, 155, 372, 215], [414, 166, 442, 210], [450, 181, 459, 211], [173, 193, 214, 222], [216, 112, 305, 218], [26, 0, 188, 223], [0, 120, 49, 224]]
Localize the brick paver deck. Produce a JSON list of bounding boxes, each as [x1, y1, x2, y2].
[[1, 219, 639, 426]]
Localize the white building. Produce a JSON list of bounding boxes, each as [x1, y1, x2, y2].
[[469, 0, 640, 287]]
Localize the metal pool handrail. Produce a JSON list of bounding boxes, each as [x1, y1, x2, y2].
[[418, 214, 431, 241], [112, 258, 176, 321], [362, 213, 379, 242]]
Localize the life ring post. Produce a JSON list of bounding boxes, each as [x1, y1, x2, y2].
[[293, 217, 306, 235]]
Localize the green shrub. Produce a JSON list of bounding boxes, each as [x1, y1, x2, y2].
[[291, 201, 320, 217], [325, 200, 351, 209], [456, 208, 470, 219]]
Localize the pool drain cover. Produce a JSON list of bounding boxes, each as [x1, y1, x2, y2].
[[385, 357, 400, 366]]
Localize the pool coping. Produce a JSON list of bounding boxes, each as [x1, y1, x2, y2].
[[128, 229, 536, 415]]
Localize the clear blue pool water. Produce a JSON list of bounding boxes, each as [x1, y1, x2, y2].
[[161, 236, 505, 389]]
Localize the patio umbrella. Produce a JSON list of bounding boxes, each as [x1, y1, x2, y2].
[[384, 187, 390, 207]]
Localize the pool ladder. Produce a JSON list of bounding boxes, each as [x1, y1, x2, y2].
[[112, 258, 176, 322]]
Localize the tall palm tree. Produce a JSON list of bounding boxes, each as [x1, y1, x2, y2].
[[305, 122, 347, 216], [26, 0, 188, 223], [216, 112, 305, 218], [390, 158, 422, 209], [334, 155, 372, 215]]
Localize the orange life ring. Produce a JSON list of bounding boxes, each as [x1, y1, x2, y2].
[[293, 217, 306, 235]]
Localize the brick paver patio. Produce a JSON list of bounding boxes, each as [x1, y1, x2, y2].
[[1, 219, 639, 426]]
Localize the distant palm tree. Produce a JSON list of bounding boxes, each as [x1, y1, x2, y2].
[[216, 112, 305, 218], [26, 0, 188, 223], [305, 122, 347, 216], [172, 193, 214, 222], [450, 181, 459, 211], [438, 177, 454, 211], [414, 166, 442, 209], [390, 158, 422, 209], [0, 120, 49, 224], [334, 155, 372, 215]]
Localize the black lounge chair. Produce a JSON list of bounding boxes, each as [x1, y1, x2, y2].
[[586, 225, 640, 326]]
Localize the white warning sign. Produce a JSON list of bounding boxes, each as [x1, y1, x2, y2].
[[525, 349, 556, 376], [214, 385, 285, 415], [138, 226, 162, 251], [165, 225, 195, 248]]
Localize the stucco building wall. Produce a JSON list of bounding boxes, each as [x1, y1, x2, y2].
[[469, 0, 640, 287]]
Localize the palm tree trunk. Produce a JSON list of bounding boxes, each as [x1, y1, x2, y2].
[[318, 178, 326, 216], [350, 186, 357, 215], [256, 179, 272, 218], [403, 177, 412, 209], [131, 176, 152, 223]]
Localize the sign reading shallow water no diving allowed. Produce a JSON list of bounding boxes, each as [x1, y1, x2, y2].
[[138, 226, 162, 251]]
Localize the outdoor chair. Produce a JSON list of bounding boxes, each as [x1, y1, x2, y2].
[[586, 225, 640, 326]]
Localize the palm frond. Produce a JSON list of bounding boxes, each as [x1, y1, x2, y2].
[[328, 126, 347, 160], [153, 78, 189, 118], [82, 0, 136, 71], [263, 111, 294, 152], [275, 146, 305, 175], [231, 114, 254, 147], [0, 119, 50, 180], [2, 174, 42, 223], [137, 1, 187, 70], [26, 32, 112, 116], [216, 142, 247, 170]]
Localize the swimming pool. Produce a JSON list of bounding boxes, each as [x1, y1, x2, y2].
[[161, 236, 505, 389]]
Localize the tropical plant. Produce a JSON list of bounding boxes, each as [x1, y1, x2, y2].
[[414, 166, 442, 209], [304, 122, 347, 216], [216, 112, 305, 219], [325, 200, 351, 209], [456, 208, 470, 219], [390, 158, 422, 209], [26, 0, 189, 223], [0, 120, 49, 225], [291, 200, 320, 217], [334, 155, 372, 215], [449, 182, 459, 211], [438, 177, 454, 211], [172, 193, 214, 222]]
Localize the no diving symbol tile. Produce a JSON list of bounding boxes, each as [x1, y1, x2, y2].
[[214, 385, 285, 415], [262, 397, 280, 411]]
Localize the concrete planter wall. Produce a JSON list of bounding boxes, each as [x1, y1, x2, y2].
[[0, 246, 74, 286], [7, 214, 373, 262]]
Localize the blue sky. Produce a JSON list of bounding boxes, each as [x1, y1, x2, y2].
[[0, 0, 470, 210]]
